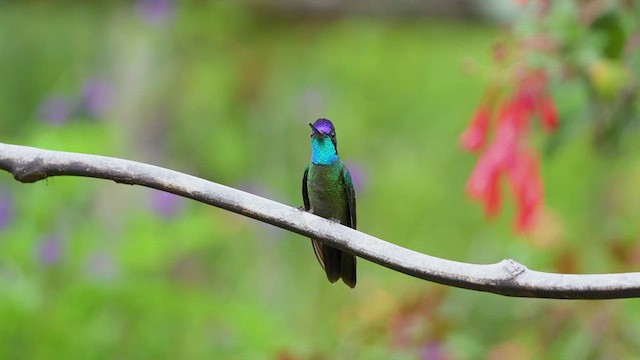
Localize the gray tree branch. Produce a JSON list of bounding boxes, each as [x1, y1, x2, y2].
[[1, 142, 639, 299]]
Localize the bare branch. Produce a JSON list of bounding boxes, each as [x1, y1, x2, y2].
[[1, 142, 639, 299]]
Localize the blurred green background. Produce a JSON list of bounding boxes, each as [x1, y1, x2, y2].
[[2, 1, 640, 359]]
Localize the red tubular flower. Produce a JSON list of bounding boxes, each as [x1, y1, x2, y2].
[[537, 95, 558, 132], [466, 119, 518, 217], [511, 92, 535, 133], [484, 170, 502, 217], [466, 148, 502, 217], [492, 111, 519, 167], [508, 151, 543, 233], [511, 71, 548, 133], [462, 67, 556, 234], [460, 106, 492, 152], [466, 148, 495, 199], [514, 87, 537, 117]]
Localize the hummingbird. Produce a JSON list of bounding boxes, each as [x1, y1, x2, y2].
[[302, 118, 357, 288]]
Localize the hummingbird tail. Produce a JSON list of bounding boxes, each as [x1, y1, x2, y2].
[[311, 239, 356, 287], [310, 239, 340, 283], [323, 245, 342, 284], [341, 253, 357, 288]]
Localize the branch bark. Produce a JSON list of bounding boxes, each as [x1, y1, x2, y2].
[[1, 142, 639, 299]]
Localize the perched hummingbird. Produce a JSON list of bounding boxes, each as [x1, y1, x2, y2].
[[302, 118, 357, 288]]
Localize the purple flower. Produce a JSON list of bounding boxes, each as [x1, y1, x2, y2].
[[81, 78, 112, 117], [0, 187, 14, 230], [420, 341, 446, 360], [148, 189, 184, 218], [134, 0, 175, 25], [37, 95, 71, 126], [37, 235, 63, 266]]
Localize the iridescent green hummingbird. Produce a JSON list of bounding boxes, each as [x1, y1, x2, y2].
[[302, 118, 357, 288]]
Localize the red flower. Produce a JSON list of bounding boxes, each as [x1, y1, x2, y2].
[[461, 68, 558, 234], [493, 104, 521, 163], [466, 119, 518, 217], [466, 145, 502, 217], [537, 95, 558, 132], [460, 106, 492, 152], [508, 150, 543, 232]]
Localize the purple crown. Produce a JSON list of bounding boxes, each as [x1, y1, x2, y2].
[[311, 118, 335, 136]]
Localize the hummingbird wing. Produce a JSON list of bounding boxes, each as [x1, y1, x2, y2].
[[342, 167, 357, 229], [302, 166, 310, 211], [340, 167, 357, 288], [303, 166, 327, 271]]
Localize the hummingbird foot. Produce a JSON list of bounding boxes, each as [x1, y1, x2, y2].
[[297, 206, 314, 214]]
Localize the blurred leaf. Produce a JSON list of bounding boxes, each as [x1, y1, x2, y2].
[[591, 9, 627, 60]]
